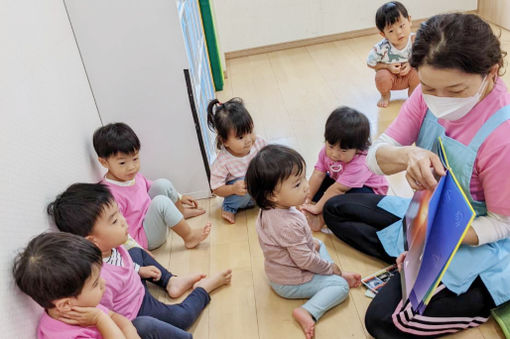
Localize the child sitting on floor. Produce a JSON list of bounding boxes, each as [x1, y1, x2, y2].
[[207, 97, 266, 224], [93, 122, 210, 250], [48, 183, 232, 339], [302, 107, 389, 232], [12, 232, 140, 339], [367, 1, 418, 107], [246, 144, 361, 339]]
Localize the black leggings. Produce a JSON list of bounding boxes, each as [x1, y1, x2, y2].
[[323, 193, 399, 264], [324, 193, 495, 337]]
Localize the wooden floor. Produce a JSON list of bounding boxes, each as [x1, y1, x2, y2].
[[150, 25, 510, 338]]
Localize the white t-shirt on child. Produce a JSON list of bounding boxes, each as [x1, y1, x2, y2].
[[367, 33, 415, 66]]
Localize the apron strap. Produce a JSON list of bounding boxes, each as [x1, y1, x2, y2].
[[468, 105, 510, 151]]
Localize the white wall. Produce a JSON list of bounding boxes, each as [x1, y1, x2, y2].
[[211, 0, 478, 53], [64, 0, 211, 198], [0, 0, 102, 337]]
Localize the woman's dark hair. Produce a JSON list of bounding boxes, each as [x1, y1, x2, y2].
[[410, 13, 506, 76], [324, 107, 371, 151], [12, 232, 102, 309], [375, 1, 409, 32], [47, 183, 115, 237], [93, 122, 141, 158], [207, 97, 254, 149], [246, 145, 305, 210]]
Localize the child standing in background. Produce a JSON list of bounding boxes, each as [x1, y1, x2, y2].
[[12, 232, 140, 339], [93, 122, 211, 250], [367, 1, 419, 107], [246, 145, 361, 339], [301, 107, 389, 232], [207, 98, 266, 224]]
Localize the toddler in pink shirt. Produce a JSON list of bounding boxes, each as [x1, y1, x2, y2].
[[302, 106, 389, 231], [246, 145, 361, 339], [93, 122, 211, 250], [48, 183, 232, 338], [12, 232, 139, 339], [207, 97, 266, 224]]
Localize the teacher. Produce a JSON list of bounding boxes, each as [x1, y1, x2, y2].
[[324, 13, 510, 337]]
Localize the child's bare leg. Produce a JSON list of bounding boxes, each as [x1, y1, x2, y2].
[[193, 269, 232, 293], [303, 210, 325, 232], [176, 200, 206, 219], [221, 210, 236, 224], [166, 273, 206, 298], [375, 69, 394, 108], [172, 219, 211, 249], [292, 307, 315, 339]]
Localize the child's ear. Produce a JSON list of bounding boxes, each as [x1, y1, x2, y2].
[[54, 297, 73, 313], [98, 157, 109, 169], [85, 234, 100, 249], [379, 31, 386, 39]]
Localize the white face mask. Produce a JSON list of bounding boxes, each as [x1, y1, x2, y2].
[[422, 77, 488, 121]]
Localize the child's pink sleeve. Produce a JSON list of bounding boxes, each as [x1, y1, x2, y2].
[[314, 147, 327, 173], [210, 155, 229, 190], [384, 85, 428, 145]]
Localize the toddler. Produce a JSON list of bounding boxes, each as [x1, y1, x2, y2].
[[246, 145, 361, 339], [48, 183, 232, 339], [12, 232, 140, 339], [93, 122, 210, 250], [367, 1, 419, 107], [207, 98, 266, 224], [302, 107, 389, 231]]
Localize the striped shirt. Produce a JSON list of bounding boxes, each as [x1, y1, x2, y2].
[[103, 247, 140, 273], [256, 207, 335, 285], [209, 136, 266, 190]]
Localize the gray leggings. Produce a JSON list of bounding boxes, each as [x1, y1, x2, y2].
[[143, 178, 184, 250]]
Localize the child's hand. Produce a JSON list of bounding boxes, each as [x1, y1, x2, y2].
[[396, 251, 408, 271], [399, 62, 411, 76], [313, 239, 321, 252], [342, 271, 362, 288], [332, 263, 342, 276], [56, 305, 106, 327], [301, 203, 320, 215], [139, 265, 162, 281], [180, 195, 198, 208], [231, 180, 248, 196], [388, 63, 401, 74]]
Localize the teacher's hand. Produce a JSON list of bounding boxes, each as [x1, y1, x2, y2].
[[405, 147, 446, 191]]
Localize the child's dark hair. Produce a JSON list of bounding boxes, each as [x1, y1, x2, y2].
[[246, 145, 305, 210], [207, 98, 254, 149], [410, 13, 506, 77], [375, 1, 409, 32], [324, 106, 371, 151], [93, 122, 141, 158], [12, 232, 102, 309], [47, 183, 115, 236]]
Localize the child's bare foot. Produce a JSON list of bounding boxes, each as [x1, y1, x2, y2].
[[193, 269, 232, 293], [342, 271, 362, 288], [303, 210, 324, 232], [166, 273, 206, 298], [292, 307, 315, 339], [377, 93, 391, 108], [221, 210, 235, 224], [182, 206, 206, 219], [184, 223, 212, 249]]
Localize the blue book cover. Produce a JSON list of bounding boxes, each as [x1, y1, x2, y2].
[[402, 138, 476, 314]]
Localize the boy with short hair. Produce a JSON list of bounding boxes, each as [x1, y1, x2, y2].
[[367, 1, 419, 107], [12, 232, 140, 339]]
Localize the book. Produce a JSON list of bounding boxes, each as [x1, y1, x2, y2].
[[362, 264, 399, 295], [401, 137, 476, 314]]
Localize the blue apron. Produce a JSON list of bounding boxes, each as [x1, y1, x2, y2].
[[376, 106, 510, 306]]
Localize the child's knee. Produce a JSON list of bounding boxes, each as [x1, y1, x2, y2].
[[375, 69, 394, 92], [150, 178, 179, 202]]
